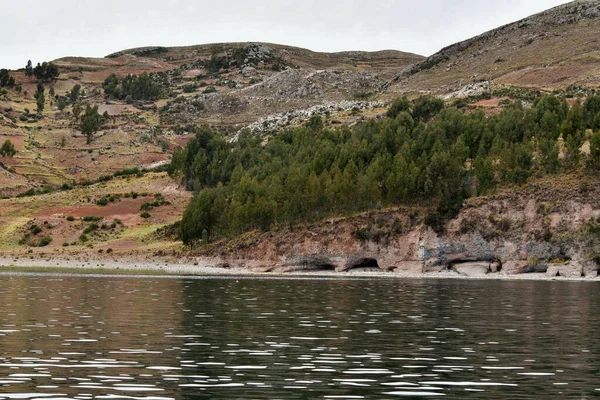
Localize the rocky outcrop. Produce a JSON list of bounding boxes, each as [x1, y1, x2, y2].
[[233, 100, 384, 138], [454, 262, 490, 277], [242, 69, 386, 101]]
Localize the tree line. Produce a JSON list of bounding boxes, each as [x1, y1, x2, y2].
[[170, 95, 600, 244], [102, 72, 163, 101]]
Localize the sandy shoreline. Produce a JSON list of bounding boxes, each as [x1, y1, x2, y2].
[[0, 255, 598, 282]]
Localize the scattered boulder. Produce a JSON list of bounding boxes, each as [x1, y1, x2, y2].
[[242, 66, 257, 77], [454, 262, 490, 277], [502, 260, 529, 275], [393, 261, 424, 274], [546, 261, 584, 278]]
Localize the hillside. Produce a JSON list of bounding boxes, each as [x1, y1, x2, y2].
[[388, 0, 600, 96], [1, 2, 600, 278], [0, 42, 422, 257]]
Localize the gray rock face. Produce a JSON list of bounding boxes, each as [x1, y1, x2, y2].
[[454, 262, 490, 277], [233, 100, 384, 138], [241, 66, 257, 77], [502, 261, 529, 275]]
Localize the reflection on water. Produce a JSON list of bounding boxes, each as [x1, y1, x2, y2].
[[0, 275, 598, 399]]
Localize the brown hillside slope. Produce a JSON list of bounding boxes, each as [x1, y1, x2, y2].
[[388, 0, 600, 95], [106, 42, 424, 79]]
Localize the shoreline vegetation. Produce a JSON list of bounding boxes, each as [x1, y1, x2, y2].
[[0, 256, 597, 282]]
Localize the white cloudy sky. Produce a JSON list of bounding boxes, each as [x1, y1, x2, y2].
[[1, 0, 569, 69]]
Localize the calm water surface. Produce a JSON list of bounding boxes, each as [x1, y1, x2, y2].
[[0, 274, 598, 399]]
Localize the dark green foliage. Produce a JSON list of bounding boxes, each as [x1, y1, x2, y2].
[[102, 73, 119, 96], [16, 186, 55, 198], [66, 216, 75, 221], [96, 197, 109, 206], [113, 167, 141, 177], [32, 62, 59, 82], [412, 96, 444, 122], [0, 69, 15, 88], [34, 84, 45, 114], [25, 60, 33, 77], [583, 95, 600, 129], [83, 223, 99, 234], [69, 84, 81, 103], [0, 139, 16, 157], [38, 236, 52, 247], [82, 216, 102, 222], [174, 95, 583, 244], [207, 54, 230, 73], [182, 84, 196, 93], [306, 115, 324, 133], [386, 97, 411, 119], [140, 195, 170, 211], [121, 73, 162, 101], [81, 105, 108, 144], [140, 212, 151, 219], [590, 131, 600, 170], [103, 72, 163, 101]]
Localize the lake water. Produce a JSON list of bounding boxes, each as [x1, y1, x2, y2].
[[0, 274, 598, 399]]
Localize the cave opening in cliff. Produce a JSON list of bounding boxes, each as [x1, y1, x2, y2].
[[348, 258, 380, 271]]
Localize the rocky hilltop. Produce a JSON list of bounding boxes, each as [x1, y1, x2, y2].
[[389, 0, 600, 95]]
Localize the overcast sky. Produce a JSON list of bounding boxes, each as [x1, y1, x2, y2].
[[1, 0, 570, 70]]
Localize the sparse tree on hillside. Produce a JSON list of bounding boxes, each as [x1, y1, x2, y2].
[[102, 73, 119, 97], [69, 84, 81, 103], [25, 60, 33, 77], [0, 69, 15, 88], [590, 131, 600, 171], [33, 62, 59, 82], [34, 83, 45, 114], [0, 139, 17, 157], [72, 103, 82, 122], [583, 96, 600, 129], [56, 97, 67, 112], [80, 105, 107, 144]]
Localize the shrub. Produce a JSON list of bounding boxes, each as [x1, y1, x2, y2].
[[106, 248, 113, 254], [183, 84, 196, 93], [38, 236, 52, 247], [140, 212, 151, 219], [424, 212, 445, 234], [96, 197, 108, 206], [0, 139, 17, 157], [82, 216, 102, 222], [66, 216, 75, 221]]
